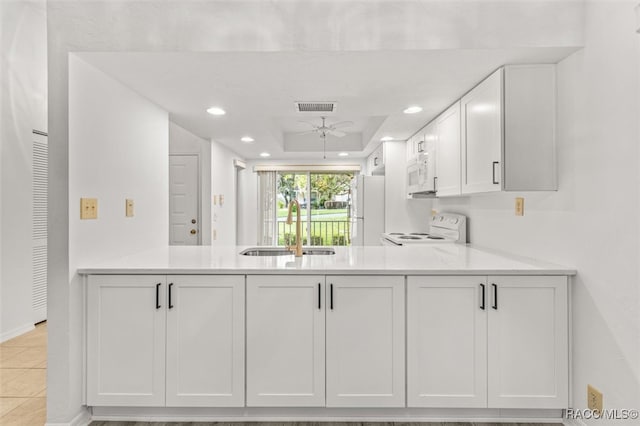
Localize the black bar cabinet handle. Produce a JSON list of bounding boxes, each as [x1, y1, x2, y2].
[[480, 283, 485, 310], [168, 283, 174, 309], [155, 283, 161, 309], [492, 161, 500, 184], [330, 284, 334, 310], [318, 283, 321, 310], [492, 283, 498, 310], [434, 176, 438, 192]]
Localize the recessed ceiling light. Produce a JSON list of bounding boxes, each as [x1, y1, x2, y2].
[[380, 136, 393, 141], [338, 152, 349, 157], [259, 152, 271, 157], [206, 107, 226, 116], [403, 106, 422, 114], [241, 136, 255, 143]]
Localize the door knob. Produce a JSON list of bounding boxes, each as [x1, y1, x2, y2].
[[190, 229, 197, 235], [191, 219, 197, 224]]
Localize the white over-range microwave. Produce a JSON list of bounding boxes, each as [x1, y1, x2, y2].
[[407, 152, 435, 196]]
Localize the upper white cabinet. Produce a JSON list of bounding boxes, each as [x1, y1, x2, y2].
[[326, 275, 405, 407], [368, 143, 386, 175], [87, 274, 245, 407], [434, 102, 462, 197], [246, 275, 326, 407], [461, 65, 557, 194]]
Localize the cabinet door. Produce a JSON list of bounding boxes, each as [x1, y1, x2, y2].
[[166, 275, 244, 407], [86, 275, 166, 406], [407, 276, 487, 407], [435, 102, 462, 197], [461, 68, 503, 194], [246, 275, 325, 406], [487, 276, 568, 408], [326, 275, 405, 407]]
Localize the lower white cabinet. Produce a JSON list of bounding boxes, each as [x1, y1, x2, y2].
[[86, 275, 244, 407], [87, 275, 166, 406], [326, 275, 405, 407], [407, 275, 568, 409], [246, 275, 325, 407], [407, 276, 487, 407]]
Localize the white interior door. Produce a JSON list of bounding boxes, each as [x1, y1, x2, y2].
[[169, 155, 200, 245]]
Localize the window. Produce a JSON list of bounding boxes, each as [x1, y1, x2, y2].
[[258, 171, 354, 246]]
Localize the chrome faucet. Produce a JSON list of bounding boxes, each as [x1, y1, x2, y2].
[[286, 200, 303, 257]]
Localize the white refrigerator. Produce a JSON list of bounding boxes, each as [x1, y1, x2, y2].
[[350, 175, 385, 246]]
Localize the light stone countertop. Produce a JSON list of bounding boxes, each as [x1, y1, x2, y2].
[[77, 245, 576, 276]]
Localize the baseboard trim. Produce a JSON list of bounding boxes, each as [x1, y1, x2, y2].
[[563, 418, 587, 426], [0, 323, 35, 343], [45, 408, 91, 426]]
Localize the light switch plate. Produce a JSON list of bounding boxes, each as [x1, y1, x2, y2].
[[125, 199, 134, 217], [219, 194, 225, 206], [515, 197, 524, 216], [80, 198, 98, 219]]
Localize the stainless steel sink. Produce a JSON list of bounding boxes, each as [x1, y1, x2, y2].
[[240, 247, 335, 256]]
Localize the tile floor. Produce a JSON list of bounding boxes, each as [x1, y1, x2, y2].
[[0, 322, 47, 426]]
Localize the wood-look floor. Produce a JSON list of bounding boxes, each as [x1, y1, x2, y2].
[[0, 322, 47, 426]]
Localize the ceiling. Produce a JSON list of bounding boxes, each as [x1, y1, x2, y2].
[[79, 48, 578, 160]]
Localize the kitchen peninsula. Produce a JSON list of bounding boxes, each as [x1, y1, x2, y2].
[[79, 245, 575, 423]]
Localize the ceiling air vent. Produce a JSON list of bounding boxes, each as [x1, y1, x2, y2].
[[295, 101, 337, 113]]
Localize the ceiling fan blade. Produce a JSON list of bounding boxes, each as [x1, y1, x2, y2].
[[297, 120, 320, 129], [293, 129, 319, 136], [330, 121, 354, 129], [328, 129, 346, 137]]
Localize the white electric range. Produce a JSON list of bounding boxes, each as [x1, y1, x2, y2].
[[380, 213, 467, 246]]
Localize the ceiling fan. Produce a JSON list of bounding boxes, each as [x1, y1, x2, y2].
[[296, 117, 354, 138]]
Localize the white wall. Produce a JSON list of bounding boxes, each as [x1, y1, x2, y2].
[[434, 1, 640, 417], [211, 141, 243, 246], [57, 55, 169, 423], [169, 122, 212, 245], [0, 0, 47, 341]]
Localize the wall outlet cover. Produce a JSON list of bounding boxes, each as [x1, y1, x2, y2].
[[515, 197, 524, 216], [587, 384, 603, 413], [125, 199, 134, 217], [80, 198, 98, 219]]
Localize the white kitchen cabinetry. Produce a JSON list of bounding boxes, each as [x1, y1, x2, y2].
[[407, 275, 568, 409], [246, 275, 325, 407], [87, 274, 245, 407], [326, 275, 405, 407], [165, 275, 244, 407], [407, 276, 487, 408], [434, 102, 462, 197], [487, 275, 568, 409], [368, 143, 386, 175], [87, 275, 167, 406], [461, 65, 556, 194]]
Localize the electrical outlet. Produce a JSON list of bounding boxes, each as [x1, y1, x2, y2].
[[125, 199, 134, 217], [587, 384, 603, 414], [515, 197, 524, 216], [80, 198, 98, 219]]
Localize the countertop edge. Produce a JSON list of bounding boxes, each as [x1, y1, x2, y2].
[[77, 268, 577, 276]]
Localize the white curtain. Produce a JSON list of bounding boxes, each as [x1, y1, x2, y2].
[[257, 171, 277, 245]]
